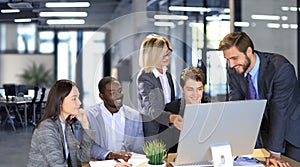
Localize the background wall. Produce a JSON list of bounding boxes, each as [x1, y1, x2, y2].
[[0, 54, 54, 86], [242, 0, 297, 76]]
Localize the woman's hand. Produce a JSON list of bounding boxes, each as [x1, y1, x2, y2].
[[173, 115, 183, 131], [76, 108, 89, 129]]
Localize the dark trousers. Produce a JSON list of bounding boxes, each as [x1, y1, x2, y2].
[[284, 141, 300, 162]]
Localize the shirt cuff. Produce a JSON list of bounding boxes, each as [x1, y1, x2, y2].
[[104, 151, 111, 160], [269, 150, 281, 155]]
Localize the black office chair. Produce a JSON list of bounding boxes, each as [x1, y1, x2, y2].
[[2, 84, 24, 129], [27, 87, 39, 125], [3, 84, 16, 101], [35, 87, 46, 122]]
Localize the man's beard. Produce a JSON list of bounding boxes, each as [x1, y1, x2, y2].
[[233, 54, 251, 74]]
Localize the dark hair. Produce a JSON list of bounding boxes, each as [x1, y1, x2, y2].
[[34, 79, 77, 130], [218, 32, 254, 54], [180, 67, 205, 88], [98, 76, 118, 94]]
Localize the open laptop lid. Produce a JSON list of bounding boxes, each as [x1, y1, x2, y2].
[[175, 100, 267, 165]]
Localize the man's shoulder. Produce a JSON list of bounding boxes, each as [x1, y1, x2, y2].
[[165, 99, 181, 114], [122, 105, 142, 119], [86, 103, 103, 117], [122, 105, 140, 114], [257, 51, 290, 65]]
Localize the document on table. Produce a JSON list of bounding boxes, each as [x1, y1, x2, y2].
[[89, 152, 148, 167], [233, 156, 264, 167]]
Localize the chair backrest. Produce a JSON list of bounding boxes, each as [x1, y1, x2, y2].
[[3, 84, 16, 97], [39, 88, 46, 103], [31, 87, 39, 104]]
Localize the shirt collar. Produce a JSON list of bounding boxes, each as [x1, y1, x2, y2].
[[152, 66, 168, 78], [244, 53, 260, 77]]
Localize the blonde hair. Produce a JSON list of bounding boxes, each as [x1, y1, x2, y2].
[[139, 34, 172, 73]]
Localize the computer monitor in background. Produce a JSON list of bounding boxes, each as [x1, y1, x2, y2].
[[28, 89, 35, 98], [175, 100, 267, 166], [17, 85, 29, 96]]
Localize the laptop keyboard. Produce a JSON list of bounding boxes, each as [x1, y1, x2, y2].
[[170, 161, 213, 167]]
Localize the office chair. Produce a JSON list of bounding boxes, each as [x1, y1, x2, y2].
[[3, 84, 16, 101], [2, 84, 24, 129], [27, 87, 39, 125], [35, 87, 46, 122]]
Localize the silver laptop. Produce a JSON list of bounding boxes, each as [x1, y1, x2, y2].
[[174, 100, 267, 166]]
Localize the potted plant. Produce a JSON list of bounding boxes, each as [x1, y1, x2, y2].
[[18, 62, 55, 88], [143, 139, 167, 167]]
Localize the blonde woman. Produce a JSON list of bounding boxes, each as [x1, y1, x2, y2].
[[137, 34, 182, 140]]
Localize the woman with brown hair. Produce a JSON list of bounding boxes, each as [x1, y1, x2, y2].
[[28, 79, 95, 167]]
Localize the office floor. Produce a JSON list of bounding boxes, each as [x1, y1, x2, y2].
[[0, 124, 32, 167]]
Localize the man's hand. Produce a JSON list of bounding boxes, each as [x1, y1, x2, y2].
[[266, 153, 290, 167], [108, 150, 132, 162], [114, 162, 132, 167]]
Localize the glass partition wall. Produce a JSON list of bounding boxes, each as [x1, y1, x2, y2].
[[1, 0, 298, 106]]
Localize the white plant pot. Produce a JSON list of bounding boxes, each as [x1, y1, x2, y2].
[[147, 161, 166, 167]]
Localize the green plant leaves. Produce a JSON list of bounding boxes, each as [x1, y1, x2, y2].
[[18, 62, 55, 87], [143, 140, 167, 165]]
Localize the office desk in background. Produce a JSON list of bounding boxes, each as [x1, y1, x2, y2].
[[0, 100, 30, 131], [167, 148, 300, 167]]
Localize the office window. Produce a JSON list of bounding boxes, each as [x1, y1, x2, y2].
[[206, 21, 230, 49], [39, 31, 54, 54], [17, 24, 36, 53], [82, 31, 106, 108], [190, 16, 230, 101], [57, 31, 77, 80], [206, 51, 228, 101]]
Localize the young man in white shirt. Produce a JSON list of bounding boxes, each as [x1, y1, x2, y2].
[[87, 76, 144, 161]]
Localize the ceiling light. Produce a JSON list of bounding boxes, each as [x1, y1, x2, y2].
[[281, 16, 288, 21], [290, 24, 298, 29], [281, 6, 289, 11], [289, 7, 297, 12], [154, 21, 175, 28], [281, 24, 289, 29], [251, 14, 280, 20], [14, 18, 32, 23], [206, 16, 221, 21], [8, 2, 32, 9], [189, 22, 203, 27], [234, 22, 250, 27], [47, 19, 85, 25], [219, 14, 230, 20], [169, 6, 211, 12], [154, 14, 188, 20], [45, 2, 90, 8], [1, 9, 20, 13], [267, 23, 280, 29], [40, 12, 88, 17]]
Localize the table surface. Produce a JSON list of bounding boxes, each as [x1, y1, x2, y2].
[[84, 148, 300, 167], [167, 148, 299, 167]]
